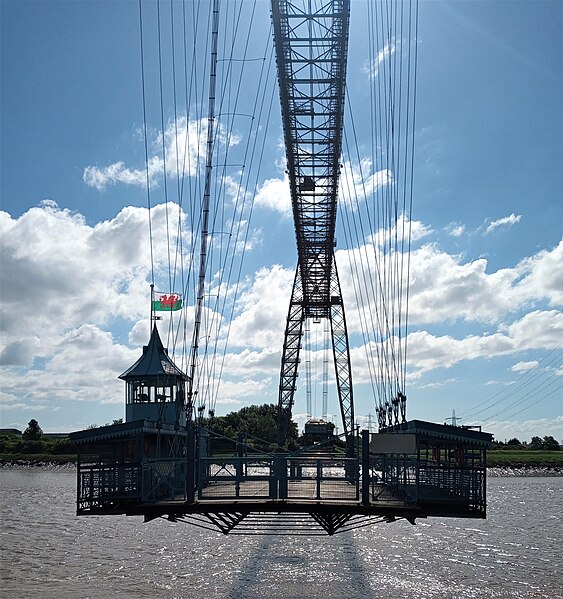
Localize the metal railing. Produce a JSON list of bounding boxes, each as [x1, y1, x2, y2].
[[77, 463, 141, 511], [198, 455, 359, 501]]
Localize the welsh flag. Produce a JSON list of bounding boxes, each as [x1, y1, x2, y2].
[[152, 292, 182, 311]]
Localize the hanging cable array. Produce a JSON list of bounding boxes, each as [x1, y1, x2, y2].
[[138, 0, 276, 425], [338, 0, 418, 431]]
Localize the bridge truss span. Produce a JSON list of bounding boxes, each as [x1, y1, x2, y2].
[[272, 0, 355, 450]]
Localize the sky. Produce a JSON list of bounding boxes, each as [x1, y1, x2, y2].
[[1, 0, 562, 442]]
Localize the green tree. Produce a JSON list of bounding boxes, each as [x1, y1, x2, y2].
[[543, 435, 560, 451], [22, 419, 43, 440], [209, 404, 298, 447], [507, 438, 521, 446]]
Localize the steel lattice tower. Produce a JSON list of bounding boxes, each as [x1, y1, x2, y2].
[[272, 0, 354, 455]]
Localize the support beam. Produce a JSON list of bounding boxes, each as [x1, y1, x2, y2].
[[272, 0, 353, 449]]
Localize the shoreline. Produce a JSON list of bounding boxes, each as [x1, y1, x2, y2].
[[487, 466, 562, 477], [1, 460, 562, 477]]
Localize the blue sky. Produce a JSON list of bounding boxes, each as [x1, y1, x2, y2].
[[1, 0, 562, 441]]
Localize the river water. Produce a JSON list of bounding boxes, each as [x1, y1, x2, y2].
[[0, 469, 561, 599]]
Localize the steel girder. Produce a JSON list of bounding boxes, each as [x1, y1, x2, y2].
[[277, 261, 355, 448], [328, 259, 355, 454], [277, 268, 305, 447], [272, 0, 353, 447]]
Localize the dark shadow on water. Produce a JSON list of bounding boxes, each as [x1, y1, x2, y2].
[[225, 530, 378, 599]]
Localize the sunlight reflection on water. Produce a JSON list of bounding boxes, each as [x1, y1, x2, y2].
[[0, 470, 561, 599]]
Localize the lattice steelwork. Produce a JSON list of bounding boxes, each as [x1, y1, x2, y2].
[[272, 0, 354, 450]]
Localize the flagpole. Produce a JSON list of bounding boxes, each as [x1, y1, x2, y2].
[[150, 283, 154, 331]]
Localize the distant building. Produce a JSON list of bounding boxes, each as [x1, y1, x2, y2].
[[302, 419, 335, 444]]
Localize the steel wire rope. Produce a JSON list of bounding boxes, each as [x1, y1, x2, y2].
[[350, 0, 418, 418], [199, 0, 255, 413], [138, 0, 178, 430], [178, 0, 212, 381], [365, 0, 387, 412], [191, 1, 260, 415], [344, 103, 402, 410], [138, 0, 155, 287], [167, 0, 186, 357], [392, 0, 406, 400], [373, 0, 394, 414], [372, 0, 418, 422], [340, 13, 396, 417], [462, 345, 562, 419], [462, 346, 563, 421], [493, 383, 562, 422], [174, 0, 201, 375], [185, 1, 264, 418], [386, 0, 401, 403], [480, 376, 562, 422], [182, 0, 217, 413], [401, 0, 419, 395], [187, 0, 220, 422], [176, 0, 205, 377], [193, 0, 239, 413], [156, 0, 174, 310], [208, 51, 277, 416], [389, 0, 406, 405], [338, 125, 386, 412], [205, 30, 276, 417]]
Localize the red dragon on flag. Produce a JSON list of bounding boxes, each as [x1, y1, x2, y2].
[[152, 293, 182, 311]]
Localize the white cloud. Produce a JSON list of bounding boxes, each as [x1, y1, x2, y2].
[[338, 237, 563, 329], [83, 157, 163, 191], [445, 222, 465, 237], [366, 213, 432, 248], [485, 213, 521, 234], [340, 159, 392, 207], [0, 403, 49, 411], [405, 310, 563, 377], [254, 175, 291, 214], [227, 265, 294, 349], [1, 201, 561, 429], [363, 41, 396, 79], [83, 116, 240, 190], [511, 360, 539, 372], [0, 200, 194, 407]]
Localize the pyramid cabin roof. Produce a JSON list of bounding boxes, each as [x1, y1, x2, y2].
[[119, 325, 189, 382]]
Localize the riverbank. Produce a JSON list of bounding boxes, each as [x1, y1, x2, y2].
[[2, 458, 562, 476], [488, 466, 563, 477]]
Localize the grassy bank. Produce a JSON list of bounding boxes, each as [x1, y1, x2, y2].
[[1, 450, 562, 469], [487, 450, 563, 468], [0, 453, 76, 465]]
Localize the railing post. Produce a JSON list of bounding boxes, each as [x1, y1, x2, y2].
[[186, 424, 196, 503], [235, 457, 242, 498], [361, 429, 370, 506], [269, 458, 278, 498], [277, 454, 288, 499]]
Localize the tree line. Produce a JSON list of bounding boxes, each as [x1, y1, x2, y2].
[[2, 416, 560, 456], [492, 435, 561, 451]]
